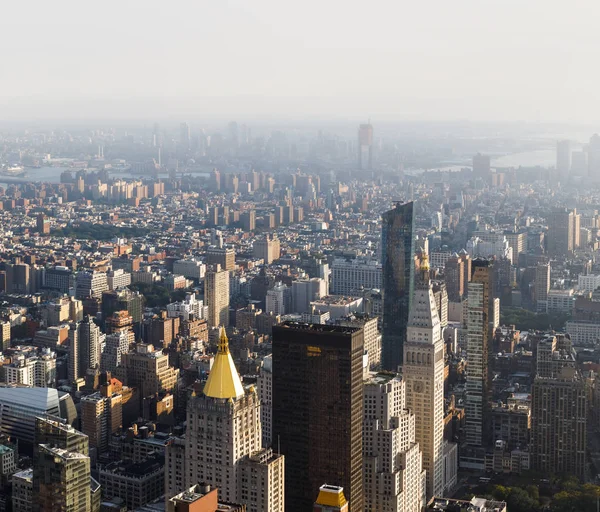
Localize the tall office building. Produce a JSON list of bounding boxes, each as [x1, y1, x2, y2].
[[547, 208, 575, 256], [531, 367, 586, 478], [204, 264, 230, 328], [363, 373, 426, 511], [6, 262, 30, 294], [403, 256, 446, 499], [257, 354, 273, 448], [503, 230, 527, 263], [331, 258, 382, 296], [464, 259, 494, 456], [556, 140, 571, 177], [35, 445, 92, 511], [36, 213, 50, 234], [68, 316, 102, 384], [180, 122, 190, 149], [381, 202, 415, 370], [358, 123, 373, 170], [183, 328, 284, 511], [117, 344, 179, 398], [253, 234, 281, 264], [472, 153, 491, 179], [80, 383, 123, 454], [272, 322, 364, 512], [206, 246, 236, 271], [291, 277, 326, 314], [588, 133, 600, 178], [33, 417, 97, 512], [0, 320, 10, 352], [534, 263, 551, 310], [75, 271, 108, 300]]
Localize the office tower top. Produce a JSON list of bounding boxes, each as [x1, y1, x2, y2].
[[35, 417, 89, 456], [272, 322, 364, 512], [203, 328, 245, 400], [358, 123, 373, 170], [381, 201, 415, 371], [473, 153, 491, 178], [556, 140, 571, 178], [314, 485, 349, 512]]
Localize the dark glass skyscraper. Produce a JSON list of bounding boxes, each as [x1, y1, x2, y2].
[[381, 201, 415, 371], [272, 322, 364, 512]]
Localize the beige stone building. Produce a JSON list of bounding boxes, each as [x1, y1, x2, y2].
[[204, 265, 230, 328]]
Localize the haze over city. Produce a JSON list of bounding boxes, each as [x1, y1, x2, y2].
[[1, 0, 599, 123], [2, 2, 600, 512]]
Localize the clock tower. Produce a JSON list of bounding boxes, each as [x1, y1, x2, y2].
[[403, 255, 446, 499]]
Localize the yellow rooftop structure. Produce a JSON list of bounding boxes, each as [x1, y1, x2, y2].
[[315, 485, 348, 509], [203, 327, 245, 400]]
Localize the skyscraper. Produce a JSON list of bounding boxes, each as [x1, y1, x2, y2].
[[272, 322, 364, 512], [204, 264, 230, 328], [182, 328, 284, 511], [180, 122, 191, 150], [464, 259, 494, 463], [531, 367, 586, 478], [358, 123, 373, 170], [546, 208, 574, 256], [556, 140, 571, 177], [534, 263, 551, 311], [588, 133, 600, 178], [36, 213, 50, 234], [363, 373, 426, 511], [472, 153, 491, 179], [33, 417, 97, 512], [381, 201, 415, 371], [403, 256, 446, 499], [35, 445, 92, 512], [68, 316, 102, 384], [253, 234, 281, 264], [75, 271, 108, 300]]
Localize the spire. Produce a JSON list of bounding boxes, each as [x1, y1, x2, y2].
[[417, 252, 430, 289], [203, 327, 245, 400]]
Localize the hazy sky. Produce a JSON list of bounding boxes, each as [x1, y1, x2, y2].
[[1, 0, 598, 123]]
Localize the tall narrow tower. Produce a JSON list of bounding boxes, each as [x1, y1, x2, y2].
[[381, 201, 415, 371], [464, 259, 494, 460], [204, 264, 230, 328], [403, 255, 445, 499]]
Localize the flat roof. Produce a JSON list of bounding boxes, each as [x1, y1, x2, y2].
[[276, 321, 361, 335]]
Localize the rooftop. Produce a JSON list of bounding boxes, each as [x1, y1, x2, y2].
[[277, 321, 361, 335]]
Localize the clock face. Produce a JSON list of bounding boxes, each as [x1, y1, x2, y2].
[[414, 381, 424, 393]]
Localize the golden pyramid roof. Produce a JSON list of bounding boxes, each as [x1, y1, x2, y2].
[[315, 485, 348, 508], [203, 327, 245, 400]]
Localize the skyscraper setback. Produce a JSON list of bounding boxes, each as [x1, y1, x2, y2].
[[272, 322, 364, 512], [381, 201, 415, 371]]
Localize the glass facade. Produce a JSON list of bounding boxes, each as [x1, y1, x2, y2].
[[381, 201, 415, 371]]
